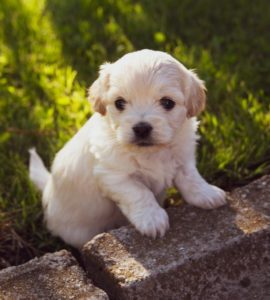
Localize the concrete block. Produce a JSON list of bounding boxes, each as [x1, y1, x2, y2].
[[83, 176, 270, 299], [0, 250, 108, 300]]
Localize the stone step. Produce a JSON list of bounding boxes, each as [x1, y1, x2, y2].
[[83, 175, 270, 300], [0, 250, 108, 300]]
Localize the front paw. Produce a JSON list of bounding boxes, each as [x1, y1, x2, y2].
[[132, 206, 170, 239], [184, 184, 226, 209]]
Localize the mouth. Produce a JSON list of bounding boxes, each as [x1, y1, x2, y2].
[[132, 138, 155, 147], [136, 141, 154, 147]]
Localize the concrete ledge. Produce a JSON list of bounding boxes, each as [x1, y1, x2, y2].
[[83, 176, 270, 300], [0, 250, 108, 300]]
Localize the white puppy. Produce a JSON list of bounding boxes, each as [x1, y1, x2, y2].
[[29, 49, 226, 248]]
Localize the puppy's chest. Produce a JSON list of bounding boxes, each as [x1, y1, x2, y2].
[[133, 152, 178, 193]]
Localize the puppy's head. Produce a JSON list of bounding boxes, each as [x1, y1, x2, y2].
[[88, 49, 206, 148]]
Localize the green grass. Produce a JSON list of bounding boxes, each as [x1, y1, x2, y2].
[[0, 0, 269, 267]]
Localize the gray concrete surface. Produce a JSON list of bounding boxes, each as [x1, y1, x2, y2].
[[0, 250, 108, 300], [83, 175, 270, 300]]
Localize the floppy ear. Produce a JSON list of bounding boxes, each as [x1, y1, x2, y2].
[[185, 70, 206, 118], [88, 63, 111, 115]]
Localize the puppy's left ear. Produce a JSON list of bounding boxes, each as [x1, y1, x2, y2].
[[185, 71, 206, 118], [88, 63, 111, 115]]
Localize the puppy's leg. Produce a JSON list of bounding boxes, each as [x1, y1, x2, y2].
[[174, 164, 226, 209], [96, 171, 169, 238]]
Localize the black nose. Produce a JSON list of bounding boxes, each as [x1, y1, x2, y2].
[[133, 122, 153, 139]]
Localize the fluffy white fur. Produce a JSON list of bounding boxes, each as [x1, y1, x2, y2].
[[29, 49, 226, 248]]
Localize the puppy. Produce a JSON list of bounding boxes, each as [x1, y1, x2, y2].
[[29, 49, 226, 248]]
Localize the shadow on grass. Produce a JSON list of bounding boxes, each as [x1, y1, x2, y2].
[[138, 0, 270, 97], [47, 0, 270, 97], [46, 0, 164, 83]]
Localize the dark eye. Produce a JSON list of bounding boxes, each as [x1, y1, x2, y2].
[[115, 98, 127, 111], [160, 97, 175, 110]]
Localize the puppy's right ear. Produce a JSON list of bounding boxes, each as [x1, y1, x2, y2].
[[88, 63, 111, 115]]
